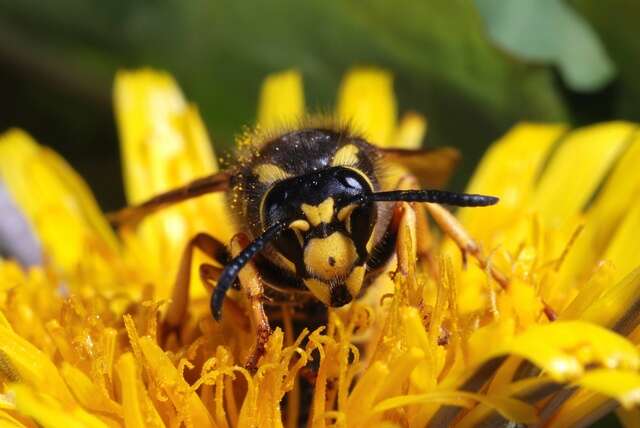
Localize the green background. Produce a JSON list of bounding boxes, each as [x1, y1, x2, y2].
[[0, 0, 637, 217]]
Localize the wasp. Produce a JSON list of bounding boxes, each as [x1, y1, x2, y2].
[[110, 122, 498, 367]]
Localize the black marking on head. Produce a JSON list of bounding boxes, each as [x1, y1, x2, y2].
[[259, 166, 376, 277], [328, 256, 336, 267], [261, 166, 373, 225], [330, 283, 353, 307]]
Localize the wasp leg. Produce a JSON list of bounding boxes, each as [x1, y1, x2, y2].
[[424, 202, 509, 289], [367, 202, 419, 302], [391, 172, 509, 289], [230, 233, 272, 372], [199, 263, 222, 292], [107, 171, 231, 227], [390, 202, 417, 278], [393, 174, 437, 276], [164, 233, 229, 341]]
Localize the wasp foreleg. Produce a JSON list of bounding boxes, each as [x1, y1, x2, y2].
[[229, 233, 272, 372], [393, 174, 437, 276], [163, 232, 229, 341]]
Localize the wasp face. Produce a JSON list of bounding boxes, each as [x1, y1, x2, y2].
[[261, 166, 376, 306]]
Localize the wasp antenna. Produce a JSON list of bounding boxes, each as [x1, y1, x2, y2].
[[354, 190, 499, 207], [211, 222, 287, 321]]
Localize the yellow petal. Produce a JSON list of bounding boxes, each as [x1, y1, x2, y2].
[[570, 266, 640, 331], [502, 278, 544, 327], [458, 123, 566, 242], [401, 307, 438, 390], [391, 112, 427, 150], [457, 377, 556, 428], [377, 347, 425, 399], [546, 383, 640, 428], [603, 196, 640, 283], [10, 384, 109, 428], [344, 361, 389, 426], [372, 391, 538, 425], [532, 122, 634, 227], [337, 68, 397, 147], [558, 132, 640, 284], [114, 69, 234, 299], [574, 369, 640, 408], [116, 352, 165, 428], [0, 324, 75, 407], [60, 363, 122, 418], [236, 328, 306, 428], [0, 306, 13, 331], [0, 129, 119, 273], [257, 69, 305, 129], [0, 410, 28, 428], [545, 389, 609, 428], [466, 321, 639, 383], [115, 70, 208, 201], [137, 336, 215, 427]]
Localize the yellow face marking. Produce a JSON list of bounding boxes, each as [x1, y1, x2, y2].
[[303, 278, 331, 305], [337, 203, 358, 221], [304, 231, 357, 281], [301, 197, 334, 226], [331, 144, 360, 167], [289, 219, 310, 231], [289, 219, 311, 246], [253, 163, 292, 184], [346, 265, 365, 298], [366, 234, 375, 253], [337, 203, 358, 233]]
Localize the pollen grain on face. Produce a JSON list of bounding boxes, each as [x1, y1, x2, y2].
[[0, 68, 639, 428]]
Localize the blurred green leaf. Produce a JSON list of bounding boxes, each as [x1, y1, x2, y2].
[[475, 0, 616, 91], [570, 0, 640, 121], [0, 0, 573, 204], [0, 0, 568, 137]]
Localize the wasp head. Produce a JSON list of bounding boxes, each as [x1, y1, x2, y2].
[[260, 166, 376, 306]]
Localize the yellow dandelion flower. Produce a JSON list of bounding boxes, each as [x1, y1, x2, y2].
[[0, 66, 639, 428]]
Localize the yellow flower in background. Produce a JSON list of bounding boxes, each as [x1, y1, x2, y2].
[[114, 70, 235, 301], [0, 66, 638, 428]]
